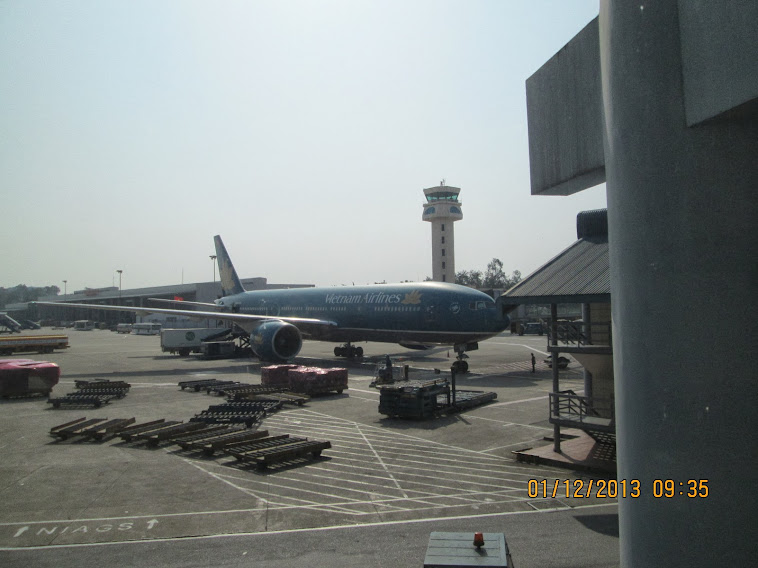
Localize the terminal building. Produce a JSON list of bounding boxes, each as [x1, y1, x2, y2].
[[12, 278, 313, 328]]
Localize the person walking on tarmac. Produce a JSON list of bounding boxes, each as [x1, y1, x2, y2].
[[531, 353, 536, 373]]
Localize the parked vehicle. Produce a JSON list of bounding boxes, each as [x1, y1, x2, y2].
[[132, 322, 162, 335], [201, 340, 237, 359], [0, 335, 69, 355], [160, 328, 230, 356], [519, 322, 544, 336], [74, 320, 95, 331]]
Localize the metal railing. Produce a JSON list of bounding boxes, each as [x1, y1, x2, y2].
[[549, 390, 615, 430], [548, 321, 612, 347]]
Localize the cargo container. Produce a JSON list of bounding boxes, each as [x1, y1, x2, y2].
[[0, 359, 60, 397]]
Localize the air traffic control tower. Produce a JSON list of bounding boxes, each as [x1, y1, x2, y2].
[[422, 182, 463, 282]]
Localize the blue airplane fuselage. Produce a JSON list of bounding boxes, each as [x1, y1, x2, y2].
[[215, 281, 509, 345]]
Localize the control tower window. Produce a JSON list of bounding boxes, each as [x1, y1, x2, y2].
[[441, 236, 445, 244], [441, 224, 445, 231], [442, 248, 446, 256], [426, 192, 459, 202]]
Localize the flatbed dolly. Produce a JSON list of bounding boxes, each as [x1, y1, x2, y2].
[[223, 434, 331, 470], [185, 429, 272, 456], [48, 393, 120, 408]]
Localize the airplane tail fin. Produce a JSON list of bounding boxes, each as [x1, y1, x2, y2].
[[214, 235, 246, 296]]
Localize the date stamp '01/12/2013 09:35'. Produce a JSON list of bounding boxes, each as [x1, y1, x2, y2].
[[527, 479, 710, 499]]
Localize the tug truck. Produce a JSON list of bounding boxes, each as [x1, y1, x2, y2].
[[0, 335, 69, 355], [160, 328, 230, 356]]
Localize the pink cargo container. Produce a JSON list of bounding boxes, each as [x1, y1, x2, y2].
[[261, 364, 298, 387], [0, 359, 60, 397], [287, 366, 348, 395]]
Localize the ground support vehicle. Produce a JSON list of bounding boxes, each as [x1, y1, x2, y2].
[[200, 340, 237, 359], [222, 434, 331, 470], [49, 417, 136, 441], [378, 378, 497, 419], [190, 401, 283, 427], [48, 392, 121, 408], [0, 334, 69, 355], [160, 328, 230, 356]]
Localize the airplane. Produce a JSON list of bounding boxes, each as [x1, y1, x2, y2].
[[38, 236, 511, 372]]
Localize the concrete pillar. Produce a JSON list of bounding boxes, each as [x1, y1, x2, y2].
[[551, 303, 561, 452], [600, 2, 757, 566], [582, 303, 593, 399]]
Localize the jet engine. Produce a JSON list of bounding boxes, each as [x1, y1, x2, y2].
[[250, 321, 302, 361]]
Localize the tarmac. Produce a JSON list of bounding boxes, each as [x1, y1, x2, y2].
[[0, 328, 619, 567]]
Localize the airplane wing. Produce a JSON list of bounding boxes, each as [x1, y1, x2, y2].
[[35, 302, 337, 332]]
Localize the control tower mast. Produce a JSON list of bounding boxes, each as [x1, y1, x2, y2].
[[422, 181, 463, 282]]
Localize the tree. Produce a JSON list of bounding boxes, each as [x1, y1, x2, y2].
[[455, 270, 483, 288], [0, 284, 61, 308], [504, 270, 522, 289], [455, 261, 522, 290], [483, 258, 506, 288]]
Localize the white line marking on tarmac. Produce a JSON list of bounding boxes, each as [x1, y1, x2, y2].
[[486, 342, 550, 356], [347, 387, 380, 395], [356, 426, 409, 499], [463, 414, 552, 429], [487, 395, 549, 407], [0, 503, 618, 551], [512, 344, 550, 356]]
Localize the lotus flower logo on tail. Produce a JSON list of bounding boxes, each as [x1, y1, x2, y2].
[[401, 290, 422, 305]]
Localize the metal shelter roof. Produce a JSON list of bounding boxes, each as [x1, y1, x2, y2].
[[501, 209, 610, 306]]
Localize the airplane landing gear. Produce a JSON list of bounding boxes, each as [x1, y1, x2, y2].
[[451, 342, 478, 373], [451, 358, 468, 374], [334, 343, 363, 358]]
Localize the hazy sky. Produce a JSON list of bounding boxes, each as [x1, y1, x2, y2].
[[1, 0, 605, 292]]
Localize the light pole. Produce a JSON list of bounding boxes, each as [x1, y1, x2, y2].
[[116, 270, 123, 301], [210, 255, 217, 283], [62, 280, 67, 301]]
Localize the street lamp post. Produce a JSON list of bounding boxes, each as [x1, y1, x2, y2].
[[210, 255, 217, 283], [116, 270, 123, 326], [62, 280, 67, 301]]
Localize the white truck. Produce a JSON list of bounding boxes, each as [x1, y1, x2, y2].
[[160, 328, 230, 356]]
